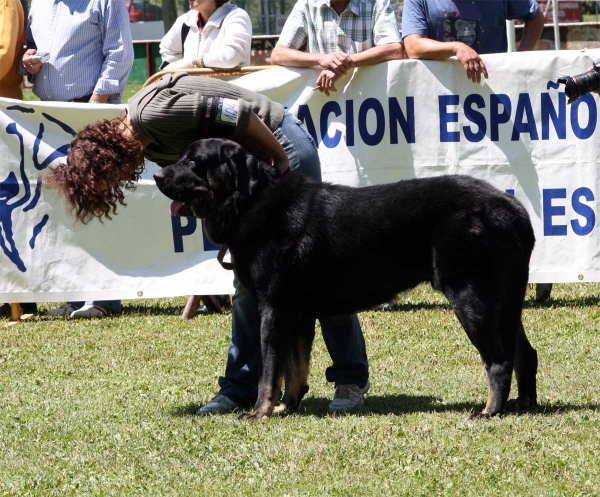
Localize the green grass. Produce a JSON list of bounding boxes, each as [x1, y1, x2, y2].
[[1, 284, 600, 496]]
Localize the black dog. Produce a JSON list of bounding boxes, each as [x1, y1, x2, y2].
[[154, 138, 538, 420]]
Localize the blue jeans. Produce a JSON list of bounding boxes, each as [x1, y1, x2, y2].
[[217, 112, 369, 405]]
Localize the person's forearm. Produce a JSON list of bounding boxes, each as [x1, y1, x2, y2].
[[163, 58, 196, 70], [351, 43, 404, 66], [518, 10, 544, 51], [403, 35, 464, 60], [243, 112, 289, 173], [89, 93, 110, 103], [271, 45, 321, 67]]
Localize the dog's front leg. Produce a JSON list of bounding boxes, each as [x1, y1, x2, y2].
[[239, 306, 296, 420], [275, 314, 316, 413]]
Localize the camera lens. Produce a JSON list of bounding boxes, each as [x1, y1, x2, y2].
[[559, 66, 600, 104], [573, 70, 600, 96]]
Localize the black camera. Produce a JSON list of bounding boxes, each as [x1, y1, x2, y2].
[[559, 58, 600, 104]]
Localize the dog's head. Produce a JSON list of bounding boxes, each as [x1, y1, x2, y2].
[[154, 138, 278, 219]]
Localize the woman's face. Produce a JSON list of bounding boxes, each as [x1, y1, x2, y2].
[[119, 152, 145, 182], [188, 0, 211, 11]]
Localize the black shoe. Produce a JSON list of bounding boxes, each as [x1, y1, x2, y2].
[[0, 302, 37, 316], [535, 283, 553, 302], [21, 303, 38, 314], [0, 304, 10, 317]]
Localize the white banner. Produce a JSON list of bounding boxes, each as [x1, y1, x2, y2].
[[1, 50, 600, 302]]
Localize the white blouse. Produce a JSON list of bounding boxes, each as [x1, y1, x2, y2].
[[159, 3, 252, 70]]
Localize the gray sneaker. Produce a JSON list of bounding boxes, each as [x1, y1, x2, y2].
[[197, 395, 240, 415], [71, 304, 109, 319], [328, 380, 370, 415], [47, 303, 80, 316]]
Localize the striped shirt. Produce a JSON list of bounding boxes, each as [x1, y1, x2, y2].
[[26, 0, 133, 103], [276, 0, 401, 55]]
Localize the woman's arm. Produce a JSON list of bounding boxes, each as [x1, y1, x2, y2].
[[242, 112, 290, 175]]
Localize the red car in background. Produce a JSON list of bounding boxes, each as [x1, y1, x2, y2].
[[126, 1, 163, 22]]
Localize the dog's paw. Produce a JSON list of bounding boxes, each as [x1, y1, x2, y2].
[[463, 412, 492, 423], [238, 411, 269, 421], [505, 396, 537, 413], [274, 394, 303, 413]]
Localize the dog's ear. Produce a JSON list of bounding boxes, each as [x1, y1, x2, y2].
[[220, 141, 268, 199]]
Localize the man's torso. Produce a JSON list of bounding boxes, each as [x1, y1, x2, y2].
[[402, 0, 537, 54], [279, 0, 400, 54]]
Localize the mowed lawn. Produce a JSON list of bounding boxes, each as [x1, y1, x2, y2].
[[1, 283, 599, 496]]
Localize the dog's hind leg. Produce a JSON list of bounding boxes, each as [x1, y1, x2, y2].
[[275, 315, 316, 413], [507, 321, 538, 412], [240, 306, 297, 420], [496, 274, 537, 413], [444, 281, 514, 420]]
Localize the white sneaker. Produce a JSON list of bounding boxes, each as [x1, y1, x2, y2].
[[197, 395, 240, 415], [47, 303, 80, 316], [328, 381, 370, 415], [70, 304, 109, 319]]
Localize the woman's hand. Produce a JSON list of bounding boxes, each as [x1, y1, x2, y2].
[[272, 156, 290, 176]]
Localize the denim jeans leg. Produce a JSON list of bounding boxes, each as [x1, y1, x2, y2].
[[320, 314, 369, 388], [217, 272, 261, 405], [275, 112, 321, 180]]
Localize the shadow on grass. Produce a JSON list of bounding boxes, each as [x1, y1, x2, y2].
[[34, 289, 597, 320], [524, 295, 600, 309], [366, 295, 600, 313], [169, 396, 599, 419], [171, 403, 204, 417], [120, 304, 186, 317], [375, 302, 450, 312]]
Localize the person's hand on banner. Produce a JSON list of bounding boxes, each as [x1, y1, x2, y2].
[[316, 51, 354, 76], [315, 69, 340, 96], [455, 44, 488, 84]]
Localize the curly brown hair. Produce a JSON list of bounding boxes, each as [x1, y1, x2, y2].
[[45, 118, 145, 224]]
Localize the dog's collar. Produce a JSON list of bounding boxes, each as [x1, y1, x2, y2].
[[217, 244, 235, 271]]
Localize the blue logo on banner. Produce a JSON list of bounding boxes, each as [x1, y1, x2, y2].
[[1, 105, 73, 272]]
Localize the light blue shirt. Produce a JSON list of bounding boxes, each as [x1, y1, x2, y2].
[[26, 0, 134, 103]]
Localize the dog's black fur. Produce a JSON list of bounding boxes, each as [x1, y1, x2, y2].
[[154, 138, 538, 420]]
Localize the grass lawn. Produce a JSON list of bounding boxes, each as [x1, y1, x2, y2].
[[1, 283, 600, 496]]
